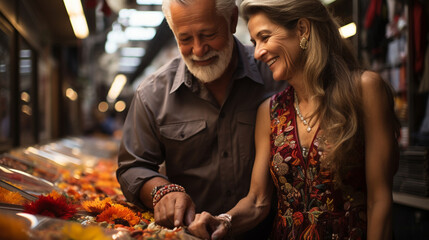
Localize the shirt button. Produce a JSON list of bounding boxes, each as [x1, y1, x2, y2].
[[222, 151, 228, 158], [180, 132, 185, 138]]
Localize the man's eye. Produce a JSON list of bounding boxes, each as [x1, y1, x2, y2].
[[204, 33, 216, 38], [180, 37, 191, 43]]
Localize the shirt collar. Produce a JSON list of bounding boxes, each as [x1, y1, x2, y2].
[[170, 36, 264, 94]]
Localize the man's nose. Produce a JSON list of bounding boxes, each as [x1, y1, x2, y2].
[[192, 39, 208, 57]]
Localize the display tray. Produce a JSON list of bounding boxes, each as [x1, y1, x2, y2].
[[0, 153, 60, 182], [0, 136, 203, 239], [0, 165, 56, 196], [0, 207, 201, 240], [0, 209, 132, 240], [0, 202, 24, 212]]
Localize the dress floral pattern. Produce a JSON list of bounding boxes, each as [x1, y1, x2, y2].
[[269, 87, 367, 240]]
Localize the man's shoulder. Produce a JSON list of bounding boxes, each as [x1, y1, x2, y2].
[[135, 56, 183, 94]]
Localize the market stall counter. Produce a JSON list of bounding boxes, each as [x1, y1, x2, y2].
[[0, 137, 200, 240]]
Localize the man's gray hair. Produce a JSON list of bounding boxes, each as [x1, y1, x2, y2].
[[162, 0, 237, 29]]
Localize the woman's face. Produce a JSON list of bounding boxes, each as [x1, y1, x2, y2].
[[248, 12, 302, 81]]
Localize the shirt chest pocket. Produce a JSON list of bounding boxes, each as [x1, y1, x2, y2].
[[159, 120, 207, 141], [159, 120, 208, 170]]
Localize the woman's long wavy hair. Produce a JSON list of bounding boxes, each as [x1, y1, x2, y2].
[[241, 0, 399, 183]]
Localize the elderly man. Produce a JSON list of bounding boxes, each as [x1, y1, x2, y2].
[[116, 0, 284, 237]]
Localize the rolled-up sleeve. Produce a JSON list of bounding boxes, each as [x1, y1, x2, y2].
[[116, 88, 167, 207]]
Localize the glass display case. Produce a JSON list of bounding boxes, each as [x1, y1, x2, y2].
[[0, 136, 201, 240]]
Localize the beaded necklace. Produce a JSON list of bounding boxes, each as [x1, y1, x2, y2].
[[294, 91, 312, 133]]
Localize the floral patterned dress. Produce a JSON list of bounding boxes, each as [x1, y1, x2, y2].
[[269, 87, 367, 240]]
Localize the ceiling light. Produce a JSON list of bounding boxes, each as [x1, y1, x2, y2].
[[321, 0, 336, 5], [63, 0, 89, 39], [339, 22, 356, 39], [114, 100, 127, 112], [105, 41, 118, 54], [21, 92, 30, 102], [128, 11, 164, 27], [124, 27, 156, 41], [119, 57, 141, 67], [21, 105, 32, 115], [121, 47, 146, 57], [107, 74, 127, 103], [66, 88, 78, 101], [98, 101, 109, 112], [136, 0, 162, 5]]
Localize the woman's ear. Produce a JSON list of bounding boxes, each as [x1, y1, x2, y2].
[[297, 18, 311, 39]]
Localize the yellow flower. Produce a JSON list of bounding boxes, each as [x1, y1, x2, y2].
[[62, 222, 110, 240], [140, 211, 155, 222]]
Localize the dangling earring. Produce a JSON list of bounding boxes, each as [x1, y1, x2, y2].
[[300, 37, 308, 50]]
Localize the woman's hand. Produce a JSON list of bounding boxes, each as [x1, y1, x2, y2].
[[187, 212, 229, 240]]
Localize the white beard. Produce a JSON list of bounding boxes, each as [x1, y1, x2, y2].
[[181, 35, 234, 83]]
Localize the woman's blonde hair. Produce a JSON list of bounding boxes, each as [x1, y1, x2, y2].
[[241, 0, 399, 182]]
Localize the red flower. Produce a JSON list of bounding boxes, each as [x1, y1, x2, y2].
[[23, 195, 77, 220]]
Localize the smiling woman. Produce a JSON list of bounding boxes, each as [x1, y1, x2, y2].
[[248, 12, 302, 82], [187, 0, 401, 240]]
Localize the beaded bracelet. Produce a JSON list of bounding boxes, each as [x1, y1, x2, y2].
[[152, 184, 186, 207]]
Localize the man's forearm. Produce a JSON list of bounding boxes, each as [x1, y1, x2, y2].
[[140, 177, 171, 209]]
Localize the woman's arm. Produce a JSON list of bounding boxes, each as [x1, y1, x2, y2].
[[188, 98, 274, 239], [361, 71, 399, 240]]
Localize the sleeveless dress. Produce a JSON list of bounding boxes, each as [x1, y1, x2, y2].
[[269, 87, 367, 240]]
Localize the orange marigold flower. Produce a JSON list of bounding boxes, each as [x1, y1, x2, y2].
[[81, 183, 95, 192], [47, 190, 63, 200], [57, 182, 68, 190], [81, 198, 112, 214], [0, 187, 27, 205], [96, 204, 140, 226]]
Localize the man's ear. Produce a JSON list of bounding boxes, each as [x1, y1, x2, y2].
[[230, 6, 239, 34], [297, 18, 311, 39]]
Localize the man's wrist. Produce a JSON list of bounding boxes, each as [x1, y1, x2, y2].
[[151, 183, 186, 207], [150, 184, 169, 199]]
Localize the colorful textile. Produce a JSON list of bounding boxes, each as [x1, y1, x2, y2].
[[269, 87, 367, 240]]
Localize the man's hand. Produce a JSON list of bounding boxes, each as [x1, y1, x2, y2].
[[154, 191, 196, 228], [188, 212, 229, 240]]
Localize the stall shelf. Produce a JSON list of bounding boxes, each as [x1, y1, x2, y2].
[[0, 136, 200, 240]]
